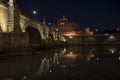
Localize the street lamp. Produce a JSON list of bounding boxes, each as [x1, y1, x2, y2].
[[32, 10, 37, 19], [33, 10, 37, 15]]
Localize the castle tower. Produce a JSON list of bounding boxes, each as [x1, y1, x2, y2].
[[7, 0, 21, 33]]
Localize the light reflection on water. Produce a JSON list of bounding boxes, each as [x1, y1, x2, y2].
[[0, 46, 120, 80]]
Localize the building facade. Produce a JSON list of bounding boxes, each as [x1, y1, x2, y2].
[[50, 17, 94, 44], [50, 17, 93, 38]]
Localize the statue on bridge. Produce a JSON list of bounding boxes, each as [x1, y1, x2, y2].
[[8, 0, 21, 33], [4, 0, 28, 48]]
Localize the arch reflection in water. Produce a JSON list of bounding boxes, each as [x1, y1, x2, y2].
[[38, 58, 50, 76], [1, 46, 120, 80]]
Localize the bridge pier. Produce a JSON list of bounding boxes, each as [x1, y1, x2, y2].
[[0, 0, 67, 51]]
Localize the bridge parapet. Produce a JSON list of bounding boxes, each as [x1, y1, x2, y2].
[[0, 0, 66, 49]]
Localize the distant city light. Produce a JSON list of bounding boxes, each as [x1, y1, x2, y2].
[[48, 22, 51, 26], [117, 28, 120, 31], [56, 29, 59, 31], [49, 69, 52, 72], [108, 35, 116, 41], [119, 56, 120, 60], [96, 57, 99, 61], [57, 61, 59, 64], [23, 76, 27, 79], [107, 47, 116, 54], [61, 65, 66, 68], [33, 10, 37, 15], [95, 29, 98, 32], [109, 35, 114, 39], [111, 50, 114, 54], [68, 36, 73, 39], [69, 52, 73, 54], [104, 33, 109, 36]]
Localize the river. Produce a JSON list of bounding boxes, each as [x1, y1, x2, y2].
[[0, 46, 120, 80]]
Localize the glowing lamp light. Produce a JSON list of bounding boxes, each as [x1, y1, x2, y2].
[[57, 61, 59, 64], [119, 56, 120, 60], [104, 33, 109, 36], [111, 50, 114, 54], [49, 69, 52, 73], [108, 35, 116, 41], [33, 10, 37, 15], [56, 29, 59, 31], [107, 47, 116, 54], [95, 29, 98, 32], [96, 57, 99, 61], [64, 53, 80, 59], [23, 76, 27, 79], [69, 36, 73, 39], [109, 35, 115, 39], [69, 52, 73, 54], [117, 28, 120, 31]]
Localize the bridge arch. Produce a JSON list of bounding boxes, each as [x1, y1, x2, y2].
[[25, 26, 41, 48], [23, 21, 44, 48], [23, 21, 45, 39]]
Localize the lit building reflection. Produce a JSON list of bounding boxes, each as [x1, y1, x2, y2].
[[57, 47, 95, 69], [106, 47, 117, 54], [96, 57, 99, 61], [53, 53, 59, 63], [86, 53, 94, 62], [38, 57, 50, 76], [1, 46, 120, 79], [119, 56, 120, 60], [64, 52, 79, 59], [107, 35, 116, 41]]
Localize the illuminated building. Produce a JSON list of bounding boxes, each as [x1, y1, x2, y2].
[[50, 17, 93, 38]]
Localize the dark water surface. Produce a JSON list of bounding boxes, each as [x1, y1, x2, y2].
[[0, 46, 120, 80]]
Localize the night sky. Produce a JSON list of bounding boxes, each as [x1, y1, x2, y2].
[[15, 0, 120, 31]]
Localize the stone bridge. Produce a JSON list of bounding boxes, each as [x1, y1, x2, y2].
[[0, 0, 66, 49]]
